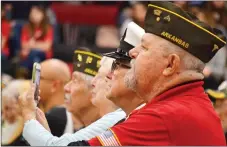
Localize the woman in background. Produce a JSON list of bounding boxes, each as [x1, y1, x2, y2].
[[1, 6, 11, 58], [20, 5, 53, 75]]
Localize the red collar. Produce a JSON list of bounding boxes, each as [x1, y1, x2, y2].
[[148, 80, 205, 105]]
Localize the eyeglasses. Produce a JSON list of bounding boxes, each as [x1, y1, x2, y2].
[[111, 60, 131, 72]]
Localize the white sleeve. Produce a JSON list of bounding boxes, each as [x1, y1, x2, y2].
[[23, 110, 126, 146]]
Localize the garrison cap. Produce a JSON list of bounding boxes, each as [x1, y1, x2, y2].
[[73, 50, 102, 76], [104, 22, 145, 61], [206, 89, 227, 100], [145, 1, 227, 63]]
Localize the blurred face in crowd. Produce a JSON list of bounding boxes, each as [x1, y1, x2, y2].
[[64, 72, 92, 114], [39, 60, 70, 104], [29, 6, 45, 25], [91, 60, 114, 108], [1, 9, 5, 18], [2, 80, 30, 124], [2, 95, 20, 124], [125, 33, 169, 99], [132, 3, 146, 24], [106, 60, 132, 102], [212, 1, 225, 9]]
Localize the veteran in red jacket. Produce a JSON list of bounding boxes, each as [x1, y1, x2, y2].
[[83, 1, 227, 146]]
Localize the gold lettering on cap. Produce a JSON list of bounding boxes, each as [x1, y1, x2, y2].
[[212, 44, 219, 52], [161, 31, 189, 49], [86, 56, 93, 64], [78, 54, 83, 62], [84, 68, 97, 76], [154, 9, 162, 16], [97, 60, 101, 68], [164, 15, 171, 22]]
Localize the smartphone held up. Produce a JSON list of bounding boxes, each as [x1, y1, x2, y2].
[[32, 62, 41, 103]]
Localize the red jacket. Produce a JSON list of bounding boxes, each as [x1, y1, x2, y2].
[[89, 81, 226, 146], [1, 19, 11, 57]]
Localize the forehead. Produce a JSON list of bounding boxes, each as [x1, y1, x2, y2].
[[141, 33, 163, 46], [72, 72, 84, 80]]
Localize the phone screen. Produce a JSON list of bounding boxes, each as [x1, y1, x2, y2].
[[32, 63, 41, 102], [34, 68, 40, 101]]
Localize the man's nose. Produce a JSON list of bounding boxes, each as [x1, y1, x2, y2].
[[91, 77, 96, 87], [129, 47, 139, 59], [106, 71, 113, 80]]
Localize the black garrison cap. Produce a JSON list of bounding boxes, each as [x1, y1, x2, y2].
[[73, 50, 102, 76], [145, 1, 227, 63]]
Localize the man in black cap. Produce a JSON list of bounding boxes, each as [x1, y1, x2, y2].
[[70, 1, 226, 146]]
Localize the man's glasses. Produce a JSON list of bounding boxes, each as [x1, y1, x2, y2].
[[111, 60, 131, 72]]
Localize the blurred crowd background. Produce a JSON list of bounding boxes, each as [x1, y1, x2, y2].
[[1, 1, 227, 145], [2, 1, 227, 89]]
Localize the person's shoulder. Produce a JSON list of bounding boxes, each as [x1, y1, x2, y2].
[[105, 108, 126, 118], [140, 94, 216, 125], [46, 106, 66, 116], [89, 109, 126, 128]]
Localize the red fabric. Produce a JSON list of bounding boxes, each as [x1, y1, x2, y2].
[[21, 25, 53, 58], [1, 20, 11, 56], [67, 63, 73, 74], [51, 3, 119, 25], [89, 81, 226, 146]]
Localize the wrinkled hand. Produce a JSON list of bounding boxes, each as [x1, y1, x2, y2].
[[36, 108, 51, 132], [18, 83, 37, 122]]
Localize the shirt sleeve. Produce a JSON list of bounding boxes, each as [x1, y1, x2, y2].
[[22, 110, 125, 146], [89, 111, 170, 146]]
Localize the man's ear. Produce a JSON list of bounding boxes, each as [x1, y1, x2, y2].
[[162, 54, 180, 76], [51, 80, 61, 93]]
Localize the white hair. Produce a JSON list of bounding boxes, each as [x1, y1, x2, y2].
[[74, 72, 94, 89], [2, 80, 30, 100]]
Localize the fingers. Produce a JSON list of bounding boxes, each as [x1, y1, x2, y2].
[[36, 108, 45, 118]]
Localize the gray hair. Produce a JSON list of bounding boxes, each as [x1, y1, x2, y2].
[[2, 80, 30, 100], [74, 72, 94, 89], [161, 41, 205, 73]]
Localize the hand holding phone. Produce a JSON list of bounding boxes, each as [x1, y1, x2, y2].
[[32, 62, 41, 102]]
